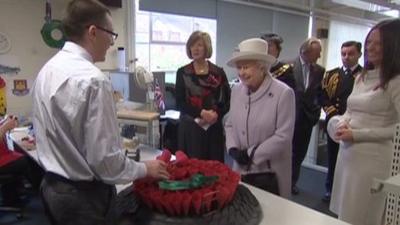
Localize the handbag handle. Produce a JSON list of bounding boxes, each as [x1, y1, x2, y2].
[[246, 144, 271, 172]]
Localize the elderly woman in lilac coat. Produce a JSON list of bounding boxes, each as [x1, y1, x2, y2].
[[225, 38, 296, 198]]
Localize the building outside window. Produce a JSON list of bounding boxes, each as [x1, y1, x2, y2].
[[135, 10, 217, 84]]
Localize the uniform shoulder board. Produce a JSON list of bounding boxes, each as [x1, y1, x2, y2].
[[323, 67, 339, 87], [273, 63, 292, 78], [325, 67, 340, 76]]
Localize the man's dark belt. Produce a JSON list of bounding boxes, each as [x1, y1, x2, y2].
[[44, 172, 111, 190]]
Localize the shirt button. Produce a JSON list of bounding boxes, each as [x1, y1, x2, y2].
[[242, 131, 246, 136], [336, 104, 339, 107]]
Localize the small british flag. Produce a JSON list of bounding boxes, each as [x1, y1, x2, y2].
[[154, 78, 165, 113]]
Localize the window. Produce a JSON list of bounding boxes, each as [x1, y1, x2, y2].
[[135, 10, 217, 84], [325, 20, 371, 70]]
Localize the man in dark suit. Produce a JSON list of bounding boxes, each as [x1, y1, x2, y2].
[[321, 41, 362, 202], [260, 33, 296, 89], [290, 37, 325, 195]]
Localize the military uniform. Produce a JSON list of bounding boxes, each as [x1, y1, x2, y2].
[[270, 61, 296, 89], [321, 65, 363, 197]]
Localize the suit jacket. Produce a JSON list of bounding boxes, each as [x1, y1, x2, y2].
[[321, 65, 363, 121], [290, 57, 325, 125]]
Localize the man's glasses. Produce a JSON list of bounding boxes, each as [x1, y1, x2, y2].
[[95, 25, 118, 41]]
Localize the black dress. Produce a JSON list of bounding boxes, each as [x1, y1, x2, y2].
[[175, 61, 231, 162]]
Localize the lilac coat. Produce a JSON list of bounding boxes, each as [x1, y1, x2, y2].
[[225, 75, 296, 198]]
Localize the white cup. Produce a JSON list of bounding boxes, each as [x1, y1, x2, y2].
[[117, 47, 126, 71]]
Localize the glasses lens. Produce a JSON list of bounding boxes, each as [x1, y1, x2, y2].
[[96, 26, 117, 41]]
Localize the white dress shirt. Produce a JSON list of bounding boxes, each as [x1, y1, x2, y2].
[[32, 42, 147, 184], [342, 64, 360, 75], [300, 56, 310, 88]]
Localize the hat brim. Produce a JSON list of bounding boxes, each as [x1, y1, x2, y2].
[[226, 52, 275, 67]]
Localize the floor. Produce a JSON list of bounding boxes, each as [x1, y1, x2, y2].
[[291, 167, 337, 218], [0, 165, 337, 224], [0, 192, 49, 225]]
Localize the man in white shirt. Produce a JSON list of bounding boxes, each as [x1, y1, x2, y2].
[[32, 1, 169, 224]]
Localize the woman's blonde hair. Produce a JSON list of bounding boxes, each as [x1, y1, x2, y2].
[[186, 31, 213, 59]]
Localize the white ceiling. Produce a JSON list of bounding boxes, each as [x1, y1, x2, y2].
[[250, 0, 398, 24]]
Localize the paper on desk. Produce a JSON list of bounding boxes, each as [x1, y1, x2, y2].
[[13, 126, 30, 132], [161, 110, 180, 120], [194, 118, 210, 131]]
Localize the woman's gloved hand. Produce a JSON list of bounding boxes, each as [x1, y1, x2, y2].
[[228, 147, 250, 165]]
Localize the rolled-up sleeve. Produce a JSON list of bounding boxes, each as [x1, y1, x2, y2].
[[83, 78, 147, 184]]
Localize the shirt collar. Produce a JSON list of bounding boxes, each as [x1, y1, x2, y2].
[[62, 41, 93, 63], [299, 56, 307, 66], [342, 64, 359, 72]]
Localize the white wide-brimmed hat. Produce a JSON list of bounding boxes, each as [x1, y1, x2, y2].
[[227, 38, 275, 67]]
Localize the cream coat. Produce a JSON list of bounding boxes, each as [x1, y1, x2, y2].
[[329, 69, 400, 225], [225, 75, 295, 198]]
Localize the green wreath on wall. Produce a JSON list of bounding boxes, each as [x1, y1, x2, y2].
[[40, 19, 66, 49]]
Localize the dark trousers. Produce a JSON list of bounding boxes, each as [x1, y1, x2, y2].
[[40, 172, 116, 225], [178, 115, 224, 162], [0, 156, 43, 206], [162, 119, 179, 153], [325, 134, 339, 193], [292, 117, 314, 187]]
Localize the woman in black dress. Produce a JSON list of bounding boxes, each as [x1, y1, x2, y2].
[[175, 31, 230, 162]]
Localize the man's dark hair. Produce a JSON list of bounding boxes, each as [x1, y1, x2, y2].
[[260, 33, 283, 54], [341, 41, 362, 53], [62, 0, 110, 42]]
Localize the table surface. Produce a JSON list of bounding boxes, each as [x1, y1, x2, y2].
[[10, 128, 349, 225], [10, 127, 38, 161], [118, 146, 350, 225], [117, 109, 159, 121]]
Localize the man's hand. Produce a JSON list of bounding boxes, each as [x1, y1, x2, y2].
[[200, 109, 218, 125], [144, 160, 170, 179], [3, 115, 18, 132]]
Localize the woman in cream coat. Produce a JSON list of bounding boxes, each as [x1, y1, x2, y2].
[[328, 19, 400, 225], [224, 38, 295, 198]]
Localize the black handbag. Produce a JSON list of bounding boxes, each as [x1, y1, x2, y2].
[[241, 146, 280, 196]]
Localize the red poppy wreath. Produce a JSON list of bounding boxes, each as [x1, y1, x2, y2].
[[133, 150, 240, 216]]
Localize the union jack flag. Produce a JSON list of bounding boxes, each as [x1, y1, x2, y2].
[[154, 78, 165, 113]]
